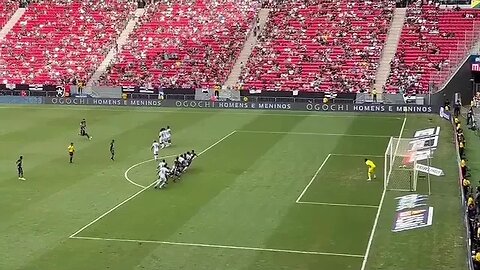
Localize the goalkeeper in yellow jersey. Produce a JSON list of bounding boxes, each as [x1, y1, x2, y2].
[[365, 158, 376, 181]]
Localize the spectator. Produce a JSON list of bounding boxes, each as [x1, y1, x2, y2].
[[459, 137, 465, 158], [464, 178, 471, 199], [468, 107, 474, 126], [461, 159, 468, 179], [454, 100, 461, 117], [445, 99, 451, 111]]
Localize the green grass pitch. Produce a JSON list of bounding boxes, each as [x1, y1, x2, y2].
[[0, 106, 467, 270]]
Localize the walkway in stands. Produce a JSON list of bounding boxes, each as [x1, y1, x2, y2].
[[373, 8, 406, 95], [87, 8, 146, 95], [222, 8, 270, 101], [0, 8, 25, 40]]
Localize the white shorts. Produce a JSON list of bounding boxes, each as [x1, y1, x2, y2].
[[159, 175, 167, 182], [154, 150, 159, 156]]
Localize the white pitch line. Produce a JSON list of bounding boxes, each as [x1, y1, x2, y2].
[[360, 116, 407, 270], [237, 130, 392, 138], [198, 130, 236, 155], [124, 154, 178, 189], [295, 154, 331, 203], [69, 130, 237, 238], [0, 105, 406, 119], [69, 182, 154, 238], [70, 235, 364, 258], [296, 201, 379, 209]]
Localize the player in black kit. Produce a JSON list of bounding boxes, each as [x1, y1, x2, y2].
[[110, 139, 115, 161], [79, 119, 92, 140], [16, 156, 25, 180]]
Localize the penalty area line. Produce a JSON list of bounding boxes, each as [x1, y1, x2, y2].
[[69, 130, 237, 238], [236, 130, 392, 138], [296, 154, 331, 203], [70, 235, 364, 258]]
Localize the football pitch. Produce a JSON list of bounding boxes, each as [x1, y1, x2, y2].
[[0, 106, 466, 270]]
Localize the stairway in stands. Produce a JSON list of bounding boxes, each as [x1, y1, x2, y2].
[[221, 8, 270, 101], [373, 8, 407, 94], [86, 8, 146, 96], [0, 8, 25, 40]]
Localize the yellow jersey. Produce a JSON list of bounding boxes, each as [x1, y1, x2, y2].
[[468, 197, 474, 206], [475, 252, 480, 262], [68, 145, 75, 153], [365, 160, 376, 169]]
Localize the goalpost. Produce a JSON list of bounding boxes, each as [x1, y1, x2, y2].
[[384, 137, 419, 192]]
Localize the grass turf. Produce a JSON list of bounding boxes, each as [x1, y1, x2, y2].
[[0, 106, 466, 270]]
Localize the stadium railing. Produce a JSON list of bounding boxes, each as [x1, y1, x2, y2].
[[452, 113, 475, 270], [240, 96, 356, 104]]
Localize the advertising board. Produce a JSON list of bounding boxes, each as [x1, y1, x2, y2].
[[42, 97, 436, 113]]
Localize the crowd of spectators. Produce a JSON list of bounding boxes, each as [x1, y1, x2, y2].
[[97, 0, 259, 89], [450, 99, 480, 269], [238, 0, 395, 92], [385, 0, 480, 94], [0, 0, 19, 28], [0, 0, 136, 85]]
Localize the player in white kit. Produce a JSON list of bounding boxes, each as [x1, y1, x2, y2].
[[165, 126, 171, 147], [161, 129, 169, 148], [151, 140, 160, 160], [158, 159, 167, 170], [158, 129, 165, 149], [154, 166, 169, 189]]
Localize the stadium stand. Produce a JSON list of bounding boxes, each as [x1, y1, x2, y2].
[[97, 0, 259, 89], [238, 0, 395, 92], [385, 2, 480, 94], [0, 0, 136, 85], [0, 0, 18, 28]]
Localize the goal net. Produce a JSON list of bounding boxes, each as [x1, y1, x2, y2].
[[384, 137, 418, 192]]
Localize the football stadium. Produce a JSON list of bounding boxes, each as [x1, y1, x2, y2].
[[1, 0, 480, 269]]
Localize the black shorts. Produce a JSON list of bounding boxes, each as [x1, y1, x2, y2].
[[17, 167, 23, 174], [69, 152, 74, 157], [110, 149, 115, 155]]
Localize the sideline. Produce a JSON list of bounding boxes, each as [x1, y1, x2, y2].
[[70, 235, 364, 258], [0, 105, 407, 119]]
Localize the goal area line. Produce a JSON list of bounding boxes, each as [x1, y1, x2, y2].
[[295, 153, 383, 208], [69, 235, 364, 258]]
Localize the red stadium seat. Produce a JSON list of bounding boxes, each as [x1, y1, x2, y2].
[[0, 0, 136, 85], [385, 4, 480, 94], [0, 0, 18, 28], [239, 0, 395, 92], [97, 0, 258, 89]]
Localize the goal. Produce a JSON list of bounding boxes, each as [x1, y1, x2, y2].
[[384, 137, 418, 192]]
